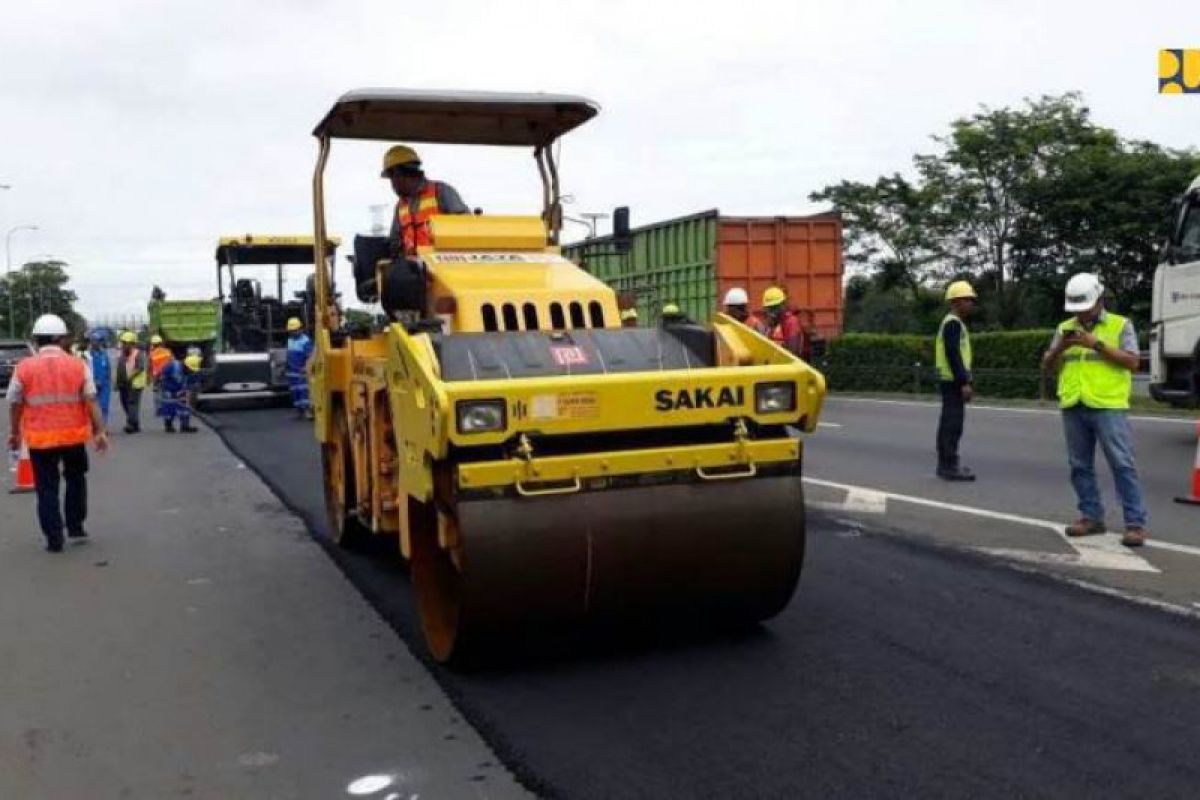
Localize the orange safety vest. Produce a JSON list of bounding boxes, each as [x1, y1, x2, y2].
[[397, 181, 442, 256], [767, 309, 804, 354], [149, 346, 172, 379], [14, 348, 92, 450]]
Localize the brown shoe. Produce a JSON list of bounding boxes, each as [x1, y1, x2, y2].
[[1121, 527, 1148, 547], [1065, 518, 1106, 537]]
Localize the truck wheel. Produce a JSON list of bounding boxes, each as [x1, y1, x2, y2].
[[321, 410, 371, 549]]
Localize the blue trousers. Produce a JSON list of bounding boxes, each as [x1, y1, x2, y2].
[[1061, 406, 1148, 528], [287, 373, 310, 410], [95, 383, 112, 423], [160, 391, 190, 426]]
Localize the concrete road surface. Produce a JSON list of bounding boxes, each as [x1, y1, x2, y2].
[[0, 423, 527, 799], [208, 406, 1200, 800]]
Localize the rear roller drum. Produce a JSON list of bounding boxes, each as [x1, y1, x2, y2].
[[321, 411, 371, 550]]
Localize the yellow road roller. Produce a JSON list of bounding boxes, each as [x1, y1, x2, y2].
[[307, 89, 826, 662]]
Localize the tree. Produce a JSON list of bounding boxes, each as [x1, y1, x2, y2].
[[810, 175, 943, 302], [1019, 140, 1200, 325], [0, 260, 83, 338], [916, 93, 1113, 291], [812, 92, 1200, 332]]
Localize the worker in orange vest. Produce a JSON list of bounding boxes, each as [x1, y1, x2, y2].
[[381, 145, 470, 258], [722, 287, 766, 333], [761, 286, 804, 357], [148, 334, 172, 417], [6, 314, 109, 553]]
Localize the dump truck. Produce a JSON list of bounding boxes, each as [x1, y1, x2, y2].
[[308, 89, 826, 663], [564, 210, 845, 347], [1151, 174, 1200, 407], [203, 235, 338, 404], [147, 297, 220, 366]]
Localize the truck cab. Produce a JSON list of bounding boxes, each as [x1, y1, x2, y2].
[[1150, 175, 1200, 407]]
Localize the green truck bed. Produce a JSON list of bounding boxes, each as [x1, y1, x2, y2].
[[148, 300, 220, 344]]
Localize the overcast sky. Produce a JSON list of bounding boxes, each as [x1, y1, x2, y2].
[[0, 0, 1197, 318]]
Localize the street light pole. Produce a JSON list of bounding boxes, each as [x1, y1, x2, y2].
[[5, 224, 40, 338]]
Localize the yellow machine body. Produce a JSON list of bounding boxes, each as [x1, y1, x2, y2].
[[308, 90, 825, 662]]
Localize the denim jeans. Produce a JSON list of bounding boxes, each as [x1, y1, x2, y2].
[[1061, 406, 1148, 528]]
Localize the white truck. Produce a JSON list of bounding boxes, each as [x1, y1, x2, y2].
[[1150, 174, 1200, 407]]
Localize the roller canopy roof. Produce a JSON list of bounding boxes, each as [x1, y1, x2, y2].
[[215, 235, 341, 266], [313, 89, 600, 146]]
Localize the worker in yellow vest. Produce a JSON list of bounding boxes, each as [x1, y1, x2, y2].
[[381, 145, 469, 258], [1042, 273, 1148, 547], [115, 331, 148, 433], [934, 280, 977, 481]]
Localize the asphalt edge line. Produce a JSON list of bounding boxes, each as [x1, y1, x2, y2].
[[809, 507, 1200, 627], [197, 412, 549, 799]]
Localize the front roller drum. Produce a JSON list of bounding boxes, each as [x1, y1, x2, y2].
[[413, 475, 805, 662]]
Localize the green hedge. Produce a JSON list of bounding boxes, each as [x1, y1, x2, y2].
[[819, 329, 1056, 399]]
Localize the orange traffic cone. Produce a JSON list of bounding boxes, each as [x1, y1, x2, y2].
[[9, 440, 35, 494], [1175, 421, 1200, 506]]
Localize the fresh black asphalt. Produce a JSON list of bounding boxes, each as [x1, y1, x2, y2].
[[208, 407, 1200, 799]]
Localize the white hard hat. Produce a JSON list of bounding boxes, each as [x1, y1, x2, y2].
[[723, 287, 749, 306], [31, 314, 69, 337], [1064, 273, 1104, 313]]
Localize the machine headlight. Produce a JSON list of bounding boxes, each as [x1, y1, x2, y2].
[[456, 399, 507, 434], [755, 382, 796, 414]]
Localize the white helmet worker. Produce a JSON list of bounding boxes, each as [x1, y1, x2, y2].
[[723, 287, 749, 307], [1064, 273, 1104, 313], [31, 314, 69, 337]]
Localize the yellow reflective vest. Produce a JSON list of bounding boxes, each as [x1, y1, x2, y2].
[[1056, 313, 1132, 410], [935, 314, 972, 382]]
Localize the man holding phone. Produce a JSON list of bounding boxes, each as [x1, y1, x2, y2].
[[1042, 273, 1148, 546]]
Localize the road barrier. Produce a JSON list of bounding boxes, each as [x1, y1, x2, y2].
[[1175, 422, 1200, 506], [9, 440, 35, 494]]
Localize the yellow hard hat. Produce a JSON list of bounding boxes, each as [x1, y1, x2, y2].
[[762, 287, 787, 308], [184, 354, 202, 372], [119, 331, 137, 344], [620, 308, 638, 321], [150, 334, 164, 345], [662, 303, 681, 316], [286, 317, 303, 332], [381, 145, 422, 177], [945, 280, 978, 302]]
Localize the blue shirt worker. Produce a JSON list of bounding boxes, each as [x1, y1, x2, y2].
[[82, 331, 113, 424], [158, 354, 198, 434], [1042, 272, 1148, 547], [285, 318, 314, 420], [934, 280, 977, 481]]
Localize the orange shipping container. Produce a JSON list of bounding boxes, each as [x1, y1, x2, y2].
[[564, 210, 844, 340], [715, 213, 843, 340]]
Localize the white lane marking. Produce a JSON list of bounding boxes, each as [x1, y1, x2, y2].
[[804, 477, 1159, 573], [827, 396, 1197, 426], [1144, 537, 1200, 558], [817, 421, 843, 428]]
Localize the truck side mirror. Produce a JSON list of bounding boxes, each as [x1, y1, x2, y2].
[[612, 206, 631, 254]]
